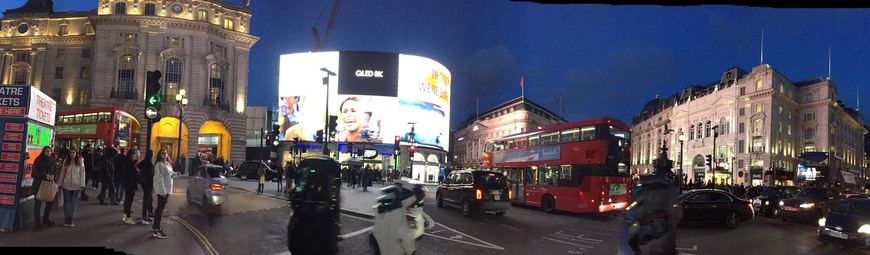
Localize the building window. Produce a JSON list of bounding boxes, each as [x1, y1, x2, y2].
[[56, 49, 65, 59], [15, 52, 30, 63], [114, 2, 126, 14], [78, 89, 89, 105], [696, 123, 702, 139], [198, 10, 208, 21], [778, 106, 783, 115], [705, 121, 712, 137], [13, 69, 28, 84], [739, 87, 745, 96], [80, 67, 90, 79], [805, 128, 814, 140], [54, 67, 64, 79], [805, 113, 815, 121], [754, 104, 762, 113], [212, 44, 224, 57], [738, 140, 745, 153], [81, 48, 91, 58], [689, 125, 694, 140], [52, 88, 61, 100], [739, 122, 744, 133], [121, 33, 136, 44], [144, 3, 156, 16], [208, 64, 226, 106], [164, 58, 183, 100], [739, 108, 744, 116], [738, 159, 744, 169], [58, 25, 68, 36], [116, 55, 135, 99], [753, 119, 763, 134], [719, 117, 728, 135], [223, 18, 235, 30], [84, 23, 94, 35], [756, 80, 762, 91]]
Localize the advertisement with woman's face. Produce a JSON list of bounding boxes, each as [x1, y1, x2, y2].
[[278, 51, 450, 150]]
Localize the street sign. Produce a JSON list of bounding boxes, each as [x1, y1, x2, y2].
[[145, 106, 159, 120]]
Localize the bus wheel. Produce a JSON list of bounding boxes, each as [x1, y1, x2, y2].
[[541, 195, 555, 213]]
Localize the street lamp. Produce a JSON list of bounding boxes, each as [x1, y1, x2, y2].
[[321, 67, 336, 156], [678, 131, 685, 185], [712, 125, 719, 184], [175, 88, 188, 172]]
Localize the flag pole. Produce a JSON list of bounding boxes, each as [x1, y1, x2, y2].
[[520, 76, 524, 99]]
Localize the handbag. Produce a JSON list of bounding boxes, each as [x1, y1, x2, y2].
[[53, 189, 64, 208], [35, 181, 58, 202]]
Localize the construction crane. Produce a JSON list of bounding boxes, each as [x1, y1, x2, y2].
[[311, 0, 341, 52]]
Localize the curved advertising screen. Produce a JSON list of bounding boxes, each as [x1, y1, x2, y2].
[[278, 51, 451, 150]]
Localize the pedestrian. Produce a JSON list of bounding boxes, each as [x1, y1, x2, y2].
[[152, 148, 178, 239], [59, 148, 86, 227], [257, 163, 266, 194], [97, 147, 118, 205], [114, 147, 127, 204], [32, 146, 57, 231], [138, 150, 155, 225], [121, 147, 140, 225], [80, 144, 93, 201], [362, 166, 371, 192], [276, 163, 285, 193], [91, 147, 102, 190], [284, 162, 295, 193]]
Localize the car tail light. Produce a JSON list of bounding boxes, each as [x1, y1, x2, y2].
[[476, 189, 482, 200], [210, 183, 223, 191], [509, 189, 513, 200], [406, 214, 417, 228]]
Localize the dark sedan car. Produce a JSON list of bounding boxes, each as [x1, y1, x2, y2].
[[780, 187, 844, 223], [679, 189, 754, 229], [752, 186, 801, 217], [436, 170, 510, 217], [817, 199, 870, 249], [235, 161, 278, 181]]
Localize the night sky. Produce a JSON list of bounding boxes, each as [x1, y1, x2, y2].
[[4, 1, 870, 129]]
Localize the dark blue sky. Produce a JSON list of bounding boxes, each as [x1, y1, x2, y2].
[[5, 1, 870, 129]]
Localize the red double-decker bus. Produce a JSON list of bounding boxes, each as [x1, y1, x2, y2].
[[54, 107, 140, 150], [482, 117, 632, 213]]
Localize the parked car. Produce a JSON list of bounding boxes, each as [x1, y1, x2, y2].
[[817, 198, 870, 248], [436, 170, 510, 217], [752, 186, 801, 217], [780, 187, 844, 223], [235, 161, 277, 181], [846, 193, 870, 199], [678, 189, 754, 229], [187, 164, 229, 214]]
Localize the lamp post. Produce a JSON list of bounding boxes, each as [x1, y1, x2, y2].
[[678, 131, 685, 185], [175, 88, 188, 172], [320, 67, 336, 156], [712, 125, 719, 184]]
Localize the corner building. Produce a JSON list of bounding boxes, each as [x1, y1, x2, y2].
[[632, 64, 866, 187], [0, 0, 259, 163]]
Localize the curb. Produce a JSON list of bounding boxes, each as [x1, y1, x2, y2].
[[227, 184, 375, 220]]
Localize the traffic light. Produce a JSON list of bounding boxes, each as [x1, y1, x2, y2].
[[357, 148, 363, 157], [409, 145, 415, 161], [705, 154, 712, 168], [272, 124, 281, 141], [315, 130, 324, 143], [347, 142, 354, 154], [328, 115, 338, 139], [265, 134, 273, 147], [145, 70, 162, 120], [394, 135, 400, 150]]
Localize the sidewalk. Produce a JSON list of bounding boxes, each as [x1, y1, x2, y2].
[[0, 177, 205, 255]]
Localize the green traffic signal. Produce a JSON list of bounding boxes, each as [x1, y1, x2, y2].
[[148, 94, 161, 105]]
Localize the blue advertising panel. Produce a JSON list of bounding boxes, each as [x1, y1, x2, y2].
[[0, 118, 28, 231], [493, 146, 561, 163]]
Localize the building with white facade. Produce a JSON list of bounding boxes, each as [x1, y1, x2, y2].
[[0, 0, 259, 163], [451, 96, 567, 169], [632, 64, 866, 187]]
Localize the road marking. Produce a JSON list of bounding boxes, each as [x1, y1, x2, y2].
[[430, 222, 505, 250], [450, 235, 463, 239], [423, 212, 436, 230], [553, 231, 603, 243], [482, 219, 522, 231], [425, 233, 504, 250], [541, 236, 593, 249], [339, 226, 373, 240], [562, 228, 613, 236], [343, 213, 374, 222], [431, 230, 443, 234], [676, 245, 698, 251], [173, 216, 220, 255]]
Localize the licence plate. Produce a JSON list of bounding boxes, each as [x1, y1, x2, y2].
[[783, 206, 798, 212], [825, 229, 848, 239], [494, 195, 500, 200], [491, 191, 502, 195]]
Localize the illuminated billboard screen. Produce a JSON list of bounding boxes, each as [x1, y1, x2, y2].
[[278, 51, 450, 150]]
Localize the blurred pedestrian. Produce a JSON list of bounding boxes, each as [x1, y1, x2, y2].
[[257, 163, 266, 194], [97, 147, 118, 205], [138, 150, 155, 224], [284, 162, 295, 194], [276, 163, 285, 193], [152, 148, 178, 239], [80, 144, 93, 201], [32, 146, 57, 231], [59, 148, 85, 227], [114, 147, 127, 204]]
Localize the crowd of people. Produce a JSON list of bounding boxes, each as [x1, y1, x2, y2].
[[341, 166, 399, 191], [30, 145, 179, 239]]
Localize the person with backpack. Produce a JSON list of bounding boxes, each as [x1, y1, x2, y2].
[[97, 147, 118, 205]]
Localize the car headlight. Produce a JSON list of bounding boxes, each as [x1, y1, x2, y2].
[[764, 201, 769, 205], [818, 217, 826, 227], [799, 203, 815, 208], [858, 224, 870, 234], [779, 201, 784, 206]]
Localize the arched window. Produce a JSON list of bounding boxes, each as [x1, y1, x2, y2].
[[705, 121, 712, 137], [719, 117, 728, 135], [208, 64, 226, 107], [116, 55, 135, 99], [114, 2, 126, 14], [164, 58, 183, 100], [13, 69, 28, 85], [753, 119, 763, 134], [696, 123, 702, 139], [58, 24, 68, 36], [688, 126, 694, 141]]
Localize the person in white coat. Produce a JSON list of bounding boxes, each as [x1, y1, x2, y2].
[[151, 148, 178, 239], [60, 148, 86, 227]]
